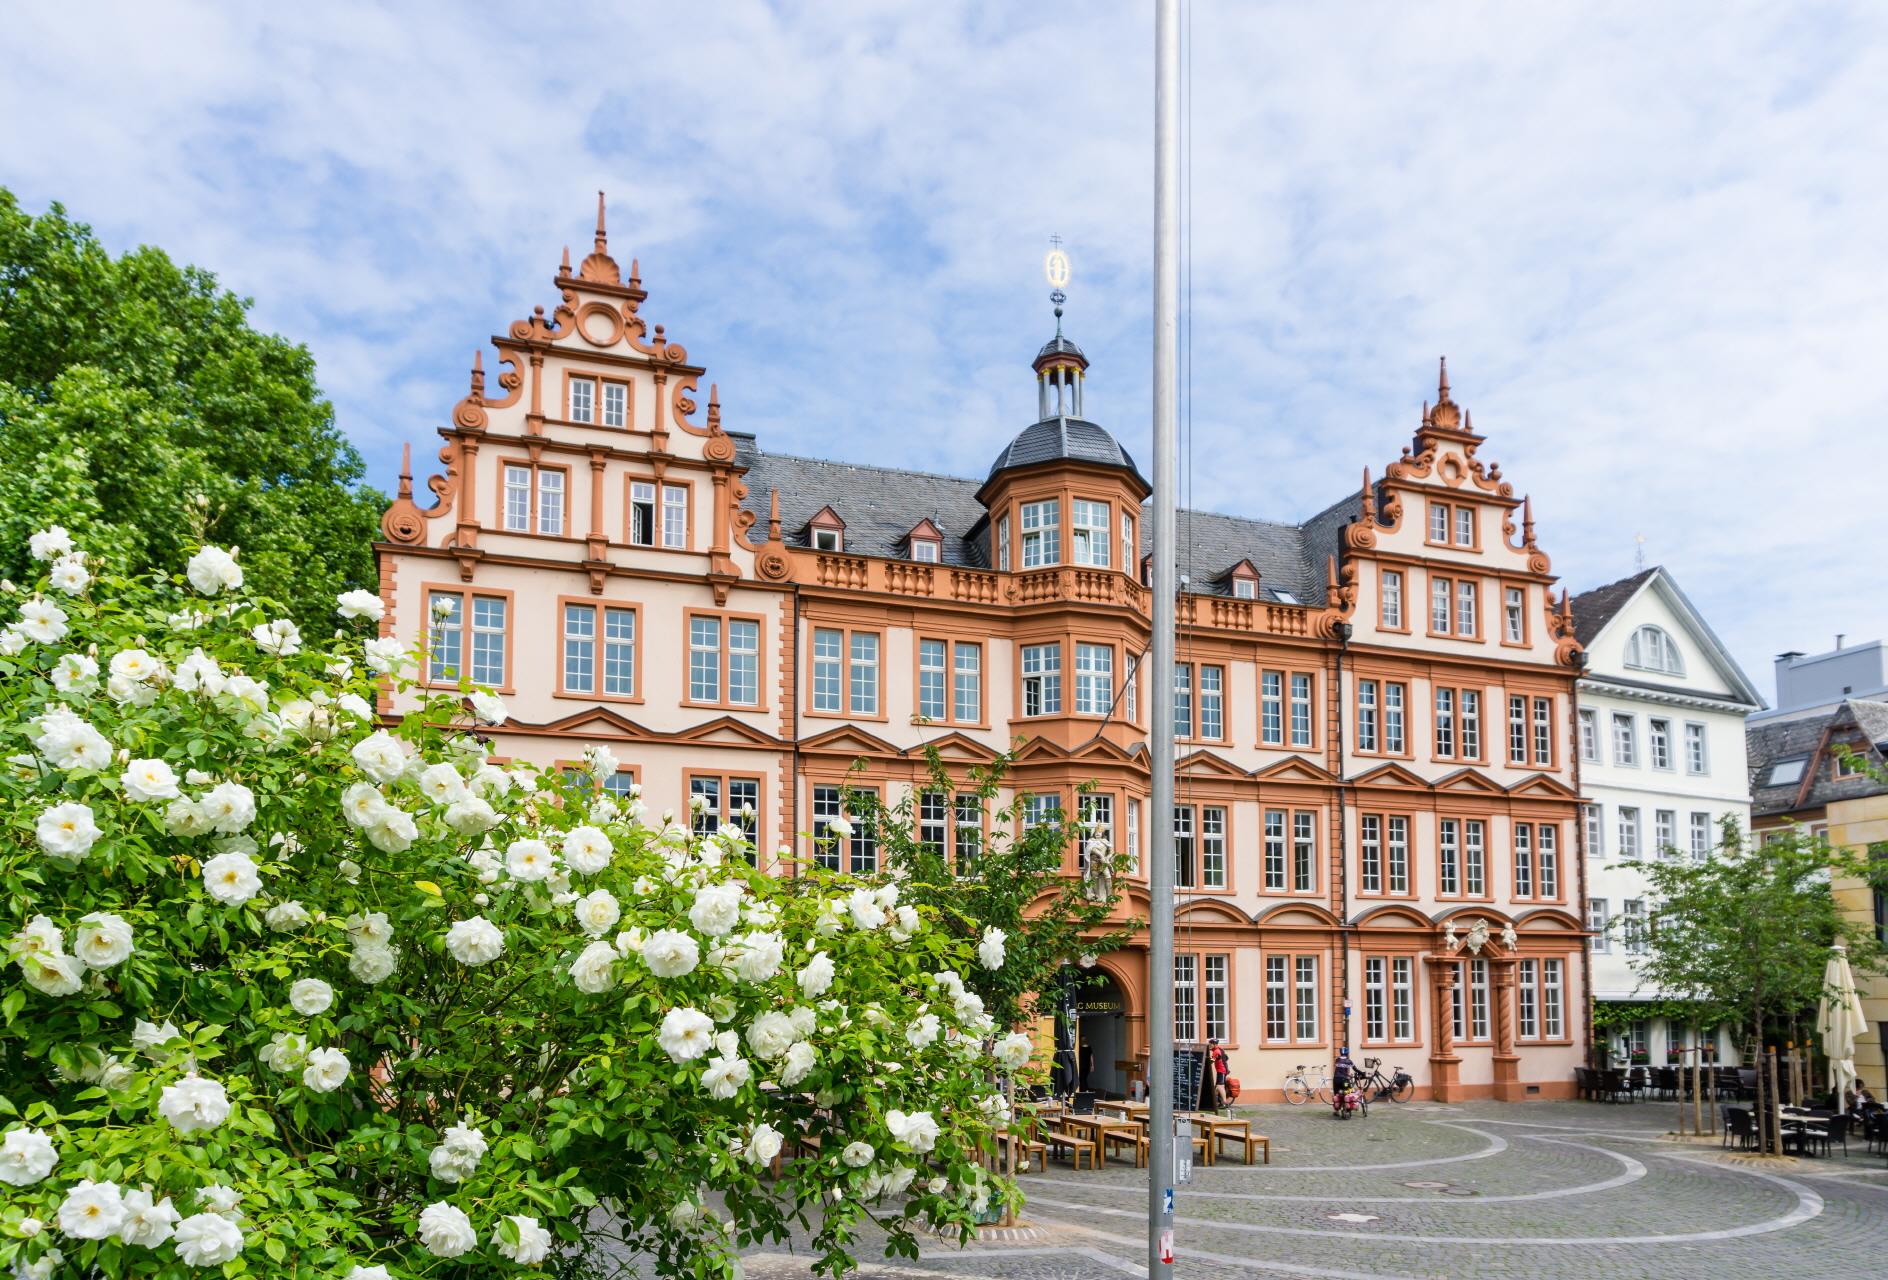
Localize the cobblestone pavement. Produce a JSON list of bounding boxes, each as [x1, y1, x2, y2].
[[666, 1099, 1888, 1279]]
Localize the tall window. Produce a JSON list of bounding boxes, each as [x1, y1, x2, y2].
[[1538, 825, 1558, 897], [1431, 577, 1452, 633], [1201, 806, 1227, 889], [1364, 956, 1388, 1041], [1386, 816, 1409, 894], [954, 643, 982, 722], [689, 616, 759, 706], [1264, 954, 1319, 1043], [1263, 810, 1286, 891], [1532, 697, 1553, 766], [1260, 671, 1283, 745], [1358, 814, 1409, 895], [1684, 723, 1708, 775], [996, 516, 1010, 572], [1588, 898, 1610, 952], [1463, 820, 1485, 895], [811, 784, 876, 873], [1292, 811, 1317, 892], [1264, 956, 1288, 1041], [1021, 643, 1062, 715], [1579, 709, 1599, 762], [1381, 570, 1404, 629], [1584, 803, 1603, 858], [1172, 664, 1192, 739], [1199, 665, 1224, 740], [1514, 823, 1534, 898], [1392, 956, 1414, 1040], [1385, 682, 1406, 753], [954, 795, 982, 873], [601, 380, 627, 428], [1023, 793, 1060, 831], [427, 591, 507, 687], [1429, 501, 1448, 543], [849, 631, 879, 715], [1020, 500, 1060, 567], [811, 628, 843, 714], [1504, 586, 1525, 643], [1618, 807, 1641, 860], [1623, 900, 1647, 955], [1611, 713, 1638, 766], [1078, 794, 1115, 861], [628, 481, 687, 548], [1649, 718, 1672, 770], [1655, 809, 1677, 858], [1173, 805, 1196, 890], [1071, 499, 1110, 567], [502, 463, 565, 535], [1294, 957, 1320, 1042], [1122, 654, 1139, 723], [561, 603, 636, 697], [1435, 688, 1456, 758], [692, 776, 760, 851], [1289, 673, 1314, 747], [1469, 959, 1491, 1040], [662, 484, 688, 548], [1460, 690, 1481, 759], [919, 639, 983, 724], [1439, 818, 1460, 896], [918, 639, 947, 720], [1125, 797, 1141, 875], [919, 790, 948, 854], [1454, 506, 1474, 546], [1358, 679, 1379, 752], [1173, 955, 1198, 1043], [1075, 644, 1114, 716], [1203, 954, 1229, 1042], [1509, 695, 1528, 764], [1542, 960, 1564, 1038], [1120, 511, 1135, 574], [1690, 811, 1712, 861], [1456, 580, 1478, 636], [1517, 959, 1539, 1039], [567, 377, 594, 423]]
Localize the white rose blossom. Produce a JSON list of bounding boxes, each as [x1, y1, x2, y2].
[[841, 1140, 875, 1168], [290, 978, 334, 1015], [445, 916, 505, 967], [429, 1122, 488, 1183], [0, 1127, 58, 1186], [641, 929, 700, 979], [335, 589, 385, 621], [417, 1201, 477, 1258], [201, 850, 262, 905], [159, 1074, 230, 1133], [363, 636, 407, 673], [569, 940, 619, 994], [745, 1011, 800, 1061], [259, 1031, 309, 1073], [797, 951, 835, 999], [348, 944, 399, 985], [658, 1007, 716, 1063], [779, 1040, 818, 1088], [28, 526, 74, 560], [494, 1213, 552, 1265], [50, 653, 98, 694], [117, 1186, 180, 1247], [743, 1122, 785, 1166], [993, 1031, 1034, 1071], [265, 900, 311, 932], [468, 690, 508, 725], [73, 912, 133, 969], [48, 554, 90, 594], [505, 838, 556, 882], [173, 1212, 245, 1265], [302, 1047, 351, 1093], [17, 598, 69, 644], [887, 1109, 940, 1153], [121, 757, 181, 802], [132, 1019, 181, 1055], [701, 1053, 752, 1100], [201, 780, 258, 834], [349, 731, 408, 784], [36, 801, 100, 862], [57, 1178, 126, 1239], [573, 889, 621, 938], [978, 926, 1007, 971], [561, 825, 613, 875], [185, 545, 244, 595], [688, 882, 744, 937]]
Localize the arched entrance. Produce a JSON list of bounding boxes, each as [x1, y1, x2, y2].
[[1053, 964, 1130, 1098]]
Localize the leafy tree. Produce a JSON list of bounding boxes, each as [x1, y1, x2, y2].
[[0, 189, 384, 631]]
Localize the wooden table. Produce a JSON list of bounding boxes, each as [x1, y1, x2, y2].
[[1059, 1114, 1143, 1167], [1191, 1114, 1255, 1163]]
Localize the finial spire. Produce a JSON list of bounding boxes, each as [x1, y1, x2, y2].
[[1360, 467, 1376, 520], [1044, 234, 1070, 331], [397, 443, 413, 498], [767, 489, 782, 541], [1438, 355, 1451, 403], [559, 245, 571, 275], [469, 349, 485, 398], [594, 191, 608, 252]]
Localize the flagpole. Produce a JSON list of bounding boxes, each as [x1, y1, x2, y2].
[[1147, 0, 1180, 1273]]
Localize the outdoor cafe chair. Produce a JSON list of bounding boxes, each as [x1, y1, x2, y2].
[[1723, 1107, 1756, 1151]]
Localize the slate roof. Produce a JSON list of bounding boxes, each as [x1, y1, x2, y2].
[[1568, 568, 1658, 649], [732, 431, 1363, 603], [984, 417, 1144, 486], [1036, 333, 1086, 362], [1746, 697, 1888, 818]]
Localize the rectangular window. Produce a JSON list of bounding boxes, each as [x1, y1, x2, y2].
[[568, 377, 594, 423], [629, 481, 657, 546], [1470, 959, 1490, 1040], [661, 484, 688, 549], [1123, 654, 1139, 723], [503, 463, 531, 532], [1543, 960, 1564, 1039], [1618, 807, 1641, 860], [812, 527, 841, 553], [1360, 814, 1382, 895], [954, 643, 982, 723], [601, 380, 627, 428], [1174, 954, 1199, 1044], [1685, 723, 1708, 775], [537, 467, 566, 535], [563, 603, 595, 695], [1261, 671, 1283, 745], [1020, 499, 1060, 567], [1455, 505, 1474, 546], [1456, 580, 1478, 636], [1431, 576, 1452, 633], [1509, 695, 1528, 764], [1585, 803, 1604, 858], [1460, 690, 1481, 759], [1435, 687, 1456, 758], [1294, 957, 1319, 1042], [1514, 823, 1534, 898], [1203, 954, 1229, 1043], [1125, 797, 1141, 875], [1120, 511, 1135, 575], [1173, 805, 1196, 890], [1387, 816, 1409, 894], [1439, 818, 1460, 896], [690, 615, 758, 706], [1293, 811, 1317, 892], [1649, 718, 1672, 770], [1623, 899, 1647, 954], [911, 539, 939, 563], [1234, 577, 1256, 599], [729, 620, 758, 705], [1201, 806, 1227, 889], [1518, 959, 1539, 1039], [1579, 709, 1599, 762], [1588, 898, 1610, 952], [1021, 643, 1062, 716], [1078, 794, 1115, 865], [1199, 665, 1223, 740], [1364, 956, 1387, 1041], [849, 631, 879, 715], [811, 784, 844, 872], [1538, 824, 1558, 898], [1173, 663, 1192, 738], [1071, 499, 1110, 567], [954, 794, 982, 873], [1654, 809, 1677, 858], [1263, 809, 1286, 891], [1024, 793, 1060, 831], [1464, 820, 1485, 896], [1504, 586, 1525, 643], [1392, 956, 1414, 1040], [1385, 683, 1406, 753], [428, 590, 507, 685], [1612, 713, 1638, 766], [1690, 812, 1712, 861], [692, 776, 760, 852], [1290, 673, 1314, 747], [1075, 643, 1113, 716], [561, 603, 636, 697], [501, 463, 564, 536], [996, 516, 1010, 572], [1264, 956, 1288, 1041], [1357, 679, 1379, 752], [1532, 697, 1552, 766], [811, 628, 842, 713], [1429, 501, 1449, 543], [1381, 570, 1404, 629], [690, 616, 721, 703], [919, 790, 948, 854], [918, 639, 947, 720]]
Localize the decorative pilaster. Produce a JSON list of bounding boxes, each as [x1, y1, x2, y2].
[[1428, 955, 1461, 1102], [1490, 957, 1524, 1101]]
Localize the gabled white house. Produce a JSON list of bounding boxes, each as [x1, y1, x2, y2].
[[1569, 567, 1764, 1067]]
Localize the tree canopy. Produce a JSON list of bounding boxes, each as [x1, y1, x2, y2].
[[0, 189, 383, 631]]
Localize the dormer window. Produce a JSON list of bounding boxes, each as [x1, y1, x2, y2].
[[813, 529, 841, 552], [904, 518, 943, 564], [911, 540, 938, 563], [1234, 578, 1256, 600], [805, 506, 846, 555], [1625, 625, 1684, 675]]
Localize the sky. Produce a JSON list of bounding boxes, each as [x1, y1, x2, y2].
[[5, 1, 1885, 697]]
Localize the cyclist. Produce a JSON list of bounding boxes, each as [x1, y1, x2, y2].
[[1207, 1037, 1231, 1109], [1331, 1047, 1357, 1118]]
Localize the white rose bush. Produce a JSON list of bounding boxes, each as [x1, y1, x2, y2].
[[0, 537, 1012, 1278]]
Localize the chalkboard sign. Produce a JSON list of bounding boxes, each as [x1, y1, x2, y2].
[[1172, 1047, 1207, 1113]]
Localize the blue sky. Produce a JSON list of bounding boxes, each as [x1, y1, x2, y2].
[[6, 1, 1885, 694]]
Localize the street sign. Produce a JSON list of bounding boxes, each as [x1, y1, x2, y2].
[[1163, 1187, 1174, 1214]]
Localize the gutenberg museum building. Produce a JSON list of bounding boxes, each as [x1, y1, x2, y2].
[[377, 202, 1592, 1102]]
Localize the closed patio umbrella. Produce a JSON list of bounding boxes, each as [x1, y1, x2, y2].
[[1816, 943, 1868, 1102]]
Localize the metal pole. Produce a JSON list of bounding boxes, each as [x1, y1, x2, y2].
[[1148, 0, 1180, 1272]]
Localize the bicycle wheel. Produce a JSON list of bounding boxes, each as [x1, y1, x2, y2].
[[1314, 1076, 1333, 1104], [1283, 1076, 1312, 1105], [1388, 1076, 1415, 1103]]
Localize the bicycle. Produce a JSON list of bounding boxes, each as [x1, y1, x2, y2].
[[1355, 1057, 1415, 1103], [1283, 1063, 1331, 1105]]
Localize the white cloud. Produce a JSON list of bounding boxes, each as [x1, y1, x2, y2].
[[4, 0, 1883, 687]]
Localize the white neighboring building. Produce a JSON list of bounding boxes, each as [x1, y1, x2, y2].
[[1569, 567, 1764, 1067]]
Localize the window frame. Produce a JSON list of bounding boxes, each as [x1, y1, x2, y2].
[[1019, 641, 1064, 717], [1019, 499, 1061, 568], [686, 771, 763, 862], [1502, 584, 1528, 646], [624, 476, 692, 550], [1611, 712, 1638, 767], [422, 583, 515, 693], [1362, 953, 1421, 1046], [564, 373, 597, 425], [1070, 498, 1111, 568], [1262, 953, 1326, 1047], [555, 597, 642, 702], [1426, 573, 1482, 640], [683, 610, 766, 710], [499, 458, 572, 538], [1378, 567, 1407, 632], [809, 782, 879, 874], [1683, 722, 1709, 775], [1074, 641, 1116, 718], [1357, 811, 1414, 898], [1425, 499, 1480, 550]]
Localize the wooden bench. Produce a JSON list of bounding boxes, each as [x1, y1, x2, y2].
[[1044, 1128, 1098, 1170], [1232, 1132, 1271, 1165], [1000, 1132, 1050, 1173], [1128, 1131, 1209, 1169]]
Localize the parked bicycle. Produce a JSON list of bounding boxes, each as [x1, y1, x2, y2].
[[1283, 1063, 1332, 1105], [1354, 1057, 1415, 1103]]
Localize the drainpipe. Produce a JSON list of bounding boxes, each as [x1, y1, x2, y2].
[[790, 585, 803, 875], [1572, 652, 1593, 1067], [1335, 622, 1352, 1049]]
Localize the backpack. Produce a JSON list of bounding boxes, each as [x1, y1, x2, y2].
[[1225, 1077, 1241, 1101]]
